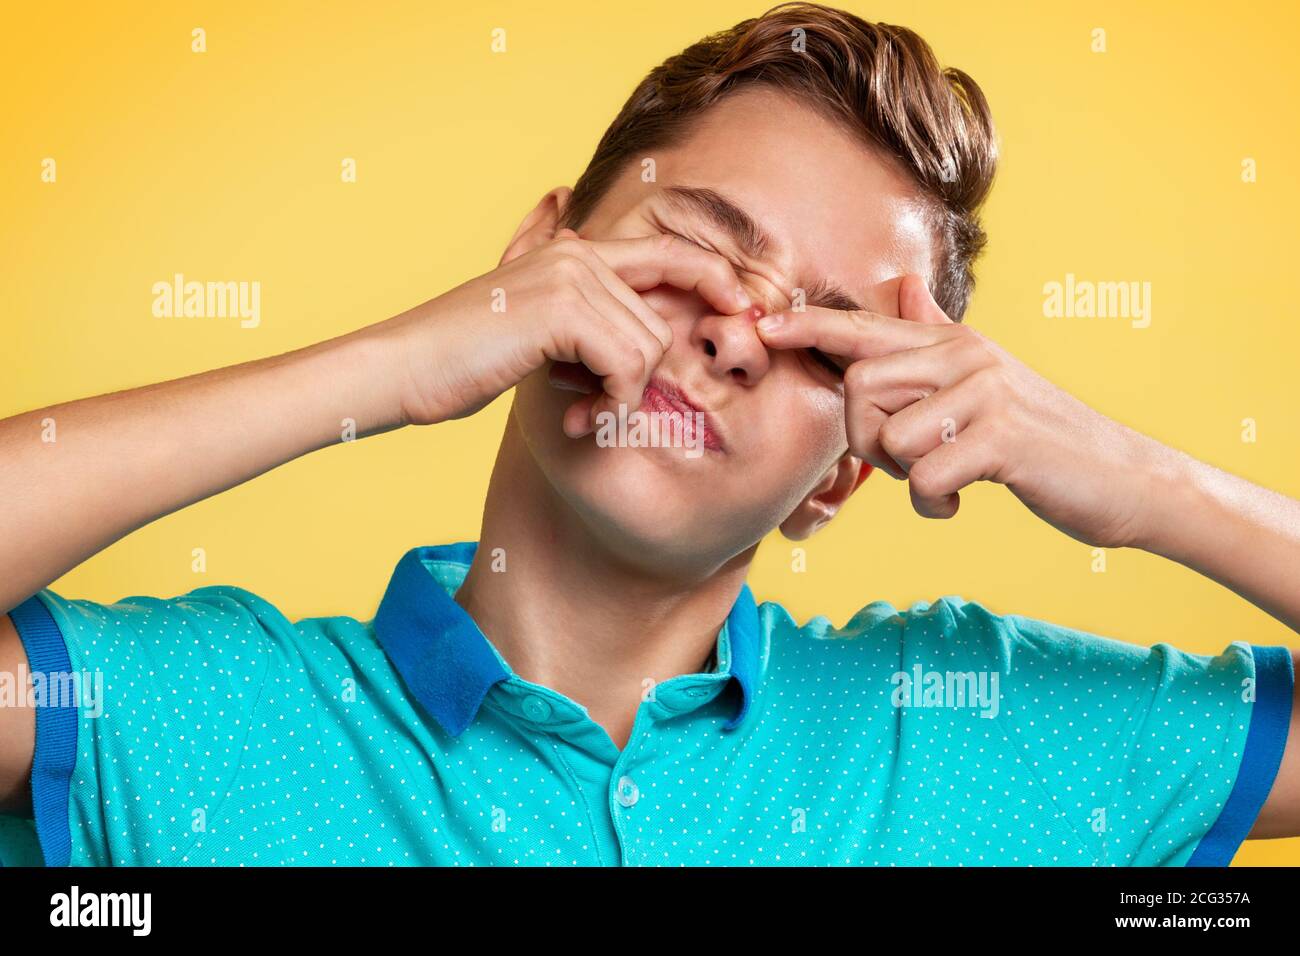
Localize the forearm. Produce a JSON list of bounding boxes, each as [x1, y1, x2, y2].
[[0, 325, 408, 613], [1139, 443, 1300, 634]]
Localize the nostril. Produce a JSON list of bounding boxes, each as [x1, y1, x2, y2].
[[704, 340, 717, 357]]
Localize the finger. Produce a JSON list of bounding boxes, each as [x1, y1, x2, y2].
[[550, 295, 650, 430], [583, 234, 752, 317], [556, 237, 675, 353], [570, 275, 665, 420], [905, 419, 1006, 518], [897, 273, 956, 326], [562, 391, 602, 439], [841, 337, 978, 411], [587, 285, 667, 394], [870, 370, 984, 469], [842, 348, 978, 479], [844, 388, 906, 479], [756, 305, 956, 365], [909, 482, 960, 520]]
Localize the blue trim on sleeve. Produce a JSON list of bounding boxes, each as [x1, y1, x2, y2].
[[1186, 644, 1294, 867], [7, 595, 79, 867]]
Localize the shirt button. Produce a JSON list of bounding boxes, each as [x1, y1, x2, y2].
[[522, 695, 552, 722], [615, 775, 640, 807]]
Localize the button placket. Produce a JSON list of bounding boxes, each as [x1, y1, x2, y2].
[[614, 775, 639, 808], [521, 694, 552, 722]]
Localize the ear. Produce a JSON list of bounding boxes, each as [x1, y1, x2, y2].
[[779, 455, 872, 541], [499, 186, 574, 266]]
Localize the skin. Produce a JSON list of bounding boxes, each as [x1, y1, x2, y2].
[[0, 87, 1297, 841]]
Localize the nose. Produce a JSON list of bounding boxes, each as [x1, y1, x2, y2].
[[690, 304, 773, 385]]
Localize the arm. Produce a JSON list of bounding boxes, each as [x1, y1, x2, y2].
[[0, 327, 405, 617], [0, 216, 750, 815], [0, 616, 34, 815], [756, 273, 1300, 838], [1142, 456, 1300, 838], [0, 328, 403, 818], [1142, 452, 1300, 633]]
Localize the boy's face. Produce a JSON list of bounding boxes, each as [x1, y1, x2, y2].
[[511, 86, 936, 574]]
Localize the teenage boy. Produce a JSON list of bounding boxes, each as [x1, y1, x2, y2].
[[1, 2, 1297, 866]]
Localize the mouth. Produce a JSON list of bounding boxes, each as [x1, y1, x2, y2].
[[639, 374, 726, 453]]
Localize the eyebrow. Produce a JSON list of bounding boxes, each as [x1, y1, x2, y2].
[[662, 185, 864, 312]]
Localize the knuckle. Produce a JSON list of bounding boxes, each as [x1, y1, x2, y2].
[[982, 409, 1014, 448], [849, 310, 877, 334], [961, 326, 999, 363], [655, 232, 680, 254], [844, 360, 874, 393], [548, 278, 585, 311], [551, 237, 587, 259], [971, 362, 1010, 398], [617, 345, 647, 381], [876, 416, 904, 454], [550, 253, 588, 285]]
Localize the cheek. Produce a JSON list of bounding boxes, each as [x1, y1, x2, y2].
[[793, 387, 849, 463], [751, 374, 848, 483]]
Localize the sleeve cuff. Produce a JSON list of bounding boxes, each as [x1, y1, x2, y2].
[[6, 594, 79, 867], [1185, 643, 1294, 867]]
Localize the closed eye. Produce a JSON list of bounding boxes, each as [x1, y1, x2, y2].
[[806, 348, 844, 377], [658, 225, 726, 262], [657, 224, 843, 381]]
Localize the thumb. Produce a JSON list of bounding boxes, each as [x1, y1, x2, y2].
[[898, 274, 953, 326]]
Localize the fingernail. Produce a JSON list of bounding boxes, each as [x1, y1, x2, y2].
[[756, 313, 783, 332]]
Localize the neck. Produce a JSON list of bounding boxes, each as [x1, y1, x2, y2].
[[454, 410, 753, 750]]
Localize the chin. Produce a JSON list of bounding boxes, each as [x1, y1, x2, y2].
[[511, 375, 779, 575], [557, 440, 727, 567]]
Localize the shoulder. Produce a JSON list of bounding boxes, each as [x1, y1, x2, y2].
[[24, 583, 378, 677], [754, 591, 1173, 674], [755, 593, 975, 674]]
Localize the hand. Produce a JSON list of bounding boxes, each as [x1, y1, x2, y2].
[[755, 274, 1173, 549], [383, 227, 750, 431]]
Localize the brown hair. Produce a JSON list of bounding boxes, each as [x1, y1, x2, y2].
[[559, 2, 998, 320]]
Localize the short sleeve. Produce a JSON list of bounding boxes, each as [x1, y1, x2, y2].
[[938, 597, 1293, 866], [0, 585, 283, 866]]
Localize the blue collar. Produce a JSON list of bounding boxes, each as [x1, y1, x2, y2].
[[372, 542, 760, 737]]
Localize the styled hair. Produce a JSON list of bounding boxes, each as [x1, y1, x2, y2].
[[559, 2, 998, 320]]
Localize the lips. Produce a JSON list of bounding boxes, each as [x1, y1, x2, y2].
[[547, 362, 727, 453], [639, 375, 725, 452]]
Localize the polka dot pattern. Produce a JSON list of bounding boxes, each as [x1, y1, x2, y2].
[[2, 567, 1266, 866]]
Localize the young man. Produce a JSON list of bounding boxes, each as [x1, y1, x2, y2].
[[0, 2, 1297, 866]]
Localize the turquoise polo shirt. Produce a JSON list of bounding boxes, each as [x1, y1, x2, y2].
[[0, 540, 1292, 866]]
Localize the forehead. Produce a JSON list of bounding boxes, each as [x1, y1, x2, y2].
[[608, 86, 935, 310]]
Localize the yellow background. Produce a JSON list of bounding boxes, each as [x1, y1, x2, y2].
[[3, 1, 1297, 864]]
